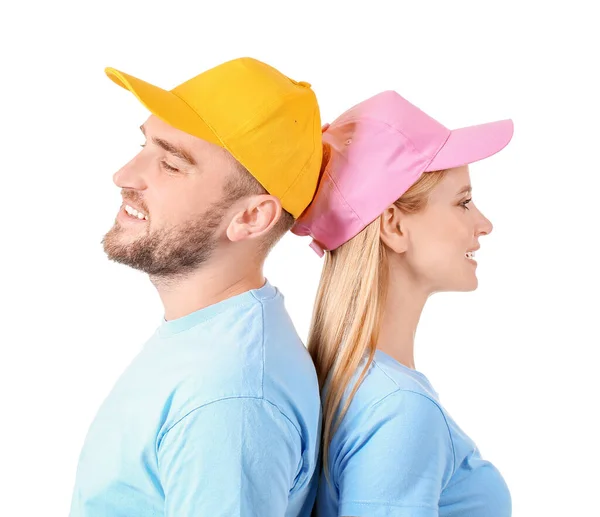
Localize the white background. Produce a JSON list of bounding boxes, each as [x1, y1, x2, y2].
[[1, 1, 599, 515]]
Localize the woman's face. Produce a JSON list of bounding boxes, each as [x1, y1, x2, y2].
[[402, 165, 493, 293]]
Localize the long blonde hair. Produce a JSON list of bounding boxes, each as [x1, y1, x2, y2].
[[307, 168, 448, 480]]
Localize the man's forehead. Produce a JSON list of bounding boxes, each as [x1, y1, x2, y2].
[[142, 115, 239, 173], [143, 115, 188, 139]]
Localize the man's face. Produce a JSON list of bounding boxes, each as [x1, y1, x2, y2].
[[102, 115, 239, 277]]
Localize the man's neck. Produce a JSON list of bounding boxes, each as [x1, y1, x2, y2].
[[151, 259, 265, 321]]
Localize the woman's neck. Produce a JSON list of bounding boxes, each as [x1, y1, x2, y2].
[[377, 270, 429, 370]]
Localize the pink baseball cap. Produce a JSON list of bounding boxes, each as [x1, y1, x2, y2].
[[292, 90, 514, 257]]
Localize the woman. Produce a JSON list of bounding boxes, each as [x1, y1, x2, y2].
[[292, 90, 514, 517]]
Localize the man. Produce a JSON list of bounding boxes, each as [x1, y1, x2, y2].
[[69, 57, 323, 517]]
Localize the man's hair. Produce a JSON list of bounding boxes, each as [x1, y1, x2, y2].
[[224, 162, 295, 253]]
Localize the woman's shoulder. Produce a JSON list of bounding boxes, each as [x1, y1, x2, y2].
[[331, 350, 454, 455], [328, 352, 457, 500], [355, 349, 438, 402]]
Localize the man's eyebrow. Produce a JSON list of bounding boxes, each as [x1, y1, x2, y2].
[[139, 124, 197, 166], [456, 185, 472, 196]]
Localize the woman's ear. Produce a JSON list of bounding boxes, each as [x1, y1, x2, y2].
[[379, 205, 409, 254]]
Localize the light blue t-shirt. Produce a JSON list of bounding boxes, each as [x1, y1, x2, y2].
[[70, 281, 321, 517], [317, 350, 511, 517]]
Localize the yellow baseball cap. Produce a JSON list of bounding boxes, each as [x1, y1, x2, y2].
[[105, 57, 322, 218]]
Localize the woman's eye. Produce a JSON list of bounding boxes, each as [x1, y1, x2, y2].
[[461, 198, 472, 210]]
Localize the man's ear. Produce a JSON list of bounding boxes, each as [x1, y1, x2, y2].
[[226, 195, 282, 243]]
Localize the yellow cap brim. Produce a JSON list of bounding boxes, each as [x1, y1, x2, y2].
[[105, 67, 222, 147]]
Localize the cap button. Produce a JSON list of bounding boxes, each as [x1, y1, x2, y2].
[[298, 81, 311, 88]]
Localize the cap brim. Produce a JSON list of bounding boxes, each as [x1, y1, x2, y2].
[[105, 67, 222, 147], [425, 119, 514, 172]]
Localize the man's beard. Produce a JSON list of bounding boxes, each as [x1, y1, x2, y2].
[[102, 201, 228, 278]]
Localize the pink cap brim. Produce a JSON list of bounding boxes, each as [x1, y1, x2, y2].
[[425, 119, 514, 172]]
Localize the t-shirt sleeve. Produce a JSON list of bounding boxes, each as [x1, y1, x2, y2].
[[157, 397, 302, 517], [334, 390, 455, 517]]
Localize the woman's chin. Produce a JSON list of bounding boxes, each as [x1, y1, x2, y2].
[[450, 275, 479, 293], [464, 276, 479, 292]]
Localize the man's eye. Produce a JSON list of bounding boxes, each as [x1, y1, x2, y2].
[[161, 161, 179, 173]]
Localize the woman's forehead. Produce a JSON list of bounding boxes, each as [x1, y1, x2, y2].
[[430, 165, 471, 198]]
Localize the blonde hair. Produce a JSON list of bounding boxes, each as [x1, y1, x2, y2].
[[307, 168, 448, 480]]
